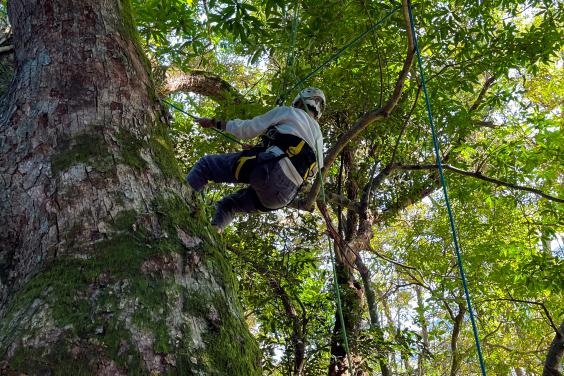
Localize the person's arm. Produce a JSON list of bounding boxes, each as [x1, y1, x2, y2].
[[194, 118, 227, 130], [226, 107, 288, 140]]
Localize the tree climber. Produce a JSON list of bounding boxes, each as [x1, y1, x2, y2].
[[187, 87, 326, 234]]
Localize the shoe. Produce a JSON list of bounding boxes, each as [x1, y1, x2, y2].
[[212, 225, 222, 234]]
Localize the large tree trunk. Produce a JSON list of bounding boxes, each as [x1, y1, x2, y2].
[[0, 1, 260, 375]]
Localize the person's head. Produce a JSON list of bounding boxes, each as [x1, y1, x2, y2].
[[292, 87, 326, 120]]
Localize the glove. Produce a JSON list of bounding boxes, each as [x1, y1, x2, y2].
[[195, 117, 215, 129]]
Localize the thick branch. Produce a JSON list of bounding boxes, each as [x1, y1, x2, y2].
[[157, 68, 242, 102], [396, 164, 564, 204], [468, 76, 496, 113], [303, 0, 416, 211]]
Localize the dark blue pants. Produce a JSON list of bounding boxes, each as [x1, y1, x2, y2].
[[186, 151, 298, 230]]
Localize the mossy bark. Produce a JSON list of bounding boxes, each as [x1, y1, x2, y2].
[[0, 1, 261, 375]]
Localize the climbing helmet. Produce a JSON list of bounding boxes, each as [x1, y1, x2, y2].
[[292, 87, 326, 118]]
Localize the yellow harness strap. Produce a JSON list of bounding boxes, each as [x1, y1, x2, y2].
[[234, 155, 257, 180]]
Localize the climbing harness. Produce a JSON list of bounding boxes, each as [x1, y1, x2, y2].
[[159, 98, 243, 146], [231, 129, 317, 185], [407, 4, 488, 375]]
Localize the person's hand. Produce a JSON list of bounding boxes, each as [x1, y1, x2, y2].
[[242, 144, 252, 150], [195, 118, 215, 129]]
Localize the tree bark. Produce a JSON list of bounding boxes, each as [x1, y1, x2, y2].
[[542, 320, 564, 376], [0, 1, 260, 375], [156, 67, 242, 103], [0, 14, 13, 99], [328, 145, 366, 376]]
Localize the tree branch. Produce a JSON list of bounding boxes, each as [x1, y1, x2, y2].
[[483, 341, 547, 355], [395, 163, 564, 204], [468, 76, 496, 113], [157, 68, 243, 102], [303, 0, 416, 211]]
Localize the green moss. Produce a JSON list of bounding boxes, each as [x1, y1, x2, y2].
[[9, 335, 96, 376], [202, 293, 261, 375], [109, 209, 139, 232], [165, 291, 261, 376], [115, 128, 148, 170], [183, 288, 211, 317], [50, 131, 112, 176], [150, 119, 185, 181], [2, 193, 260, 375], [154, 324, 172, 354], [118, 0, 153, 80]]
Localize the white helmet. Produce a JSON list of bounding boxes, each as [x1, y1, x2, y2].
[[292, 87, 326, 118]]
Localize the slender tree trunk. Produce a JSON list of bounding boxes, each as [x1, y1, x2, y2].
[[356, 240, 392, 376], [268, 278, 306, 376], [542, 320, 564, 376], [449, 304, 466, 376], [415, 285, 429, 375], [0, 1, 260, 374]]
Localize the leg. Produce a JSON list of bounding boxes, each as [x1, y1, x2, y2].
[[186, 152, 242, 192], [249, 153, 299, 210], [211, 187, 260, 230]]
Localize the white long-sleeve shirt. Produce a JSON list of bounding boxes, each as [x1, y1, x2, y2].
[[226, 106, 324, 169]]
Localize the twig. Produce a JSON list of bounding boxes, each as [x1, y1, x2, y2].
[[484, 298, 561, 337], [395, 163, 564, 204]]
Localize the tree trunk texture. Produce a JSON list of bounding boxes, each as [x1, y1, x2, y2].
[[0, 14, 13, 99], [0, 1, 260, 375], [356, 257, 391, 376], [542, 320, 564, 376]]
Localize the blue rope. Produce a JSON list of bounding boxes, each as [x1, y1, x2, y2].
[[0, 9, 7, 15], [407, 4, 488, 375], [285, 6, 400, 98], [160, 98, 243, 146]]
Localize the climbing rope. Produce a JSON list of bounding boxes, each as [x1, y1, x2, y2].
[[278, 3, 301, 106], [159, 98, 243, 146], [407, 4, 488, 375], [295, 82, 357, 375], [284, 5, 400, 99], [320, 205, 367, 274], [0, 9, 7, 15]]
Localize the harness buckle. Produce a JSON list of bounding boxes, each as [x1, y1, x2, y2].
[[265, 127, 279, 141]]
